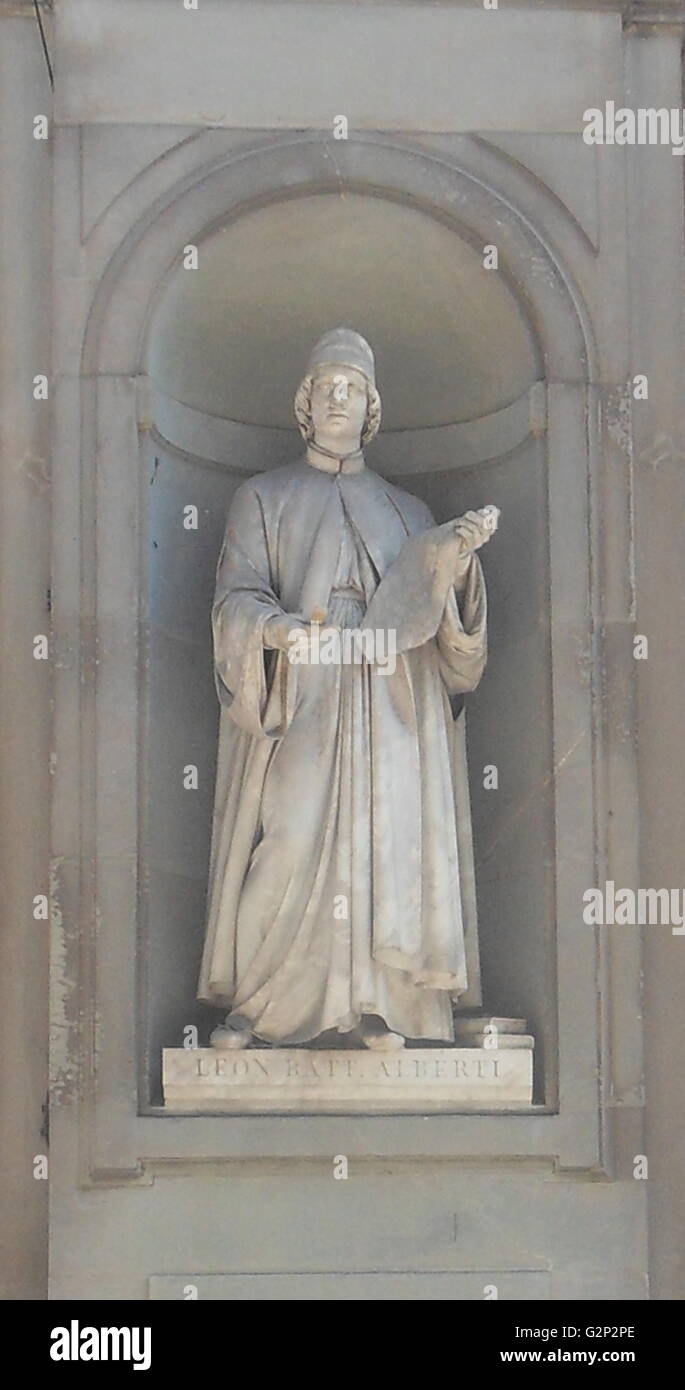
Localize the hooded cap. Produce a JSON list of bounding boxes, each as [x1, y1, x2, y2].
[[305, 328, 375, 386]]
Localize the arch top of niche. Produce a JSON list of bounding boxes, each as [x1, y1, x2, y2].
[[82, 133, 594, 389], [145, 190, 540, 433]]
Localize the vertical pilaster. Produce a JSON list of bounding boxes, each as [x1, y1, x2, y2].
[[0, 6, 52, 1298], [625, 19, 685, 1299]]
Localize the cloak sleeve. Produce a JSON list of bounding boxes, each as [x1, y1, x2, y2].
[[362, 520, 488, 692], [212, 483, 291, 738], [435, 551, 488, 697]]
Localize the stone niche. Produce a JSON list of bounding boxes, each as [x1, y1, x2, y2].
[[64, 129, 607, 1174], [141, 190, 552, 1110]]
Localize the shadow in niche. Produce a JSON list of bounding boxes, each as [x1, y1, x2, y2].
[[142, 440, 242, 1106], [408, 442, 555, 1108], [140, 191, 554, 1111]]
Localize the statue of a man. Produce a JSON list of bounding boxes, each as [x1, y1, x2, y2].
[[198, 329, 498, 1051]]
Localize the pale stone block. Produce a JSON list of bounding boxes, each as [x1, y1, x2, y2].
[[55, 1, 621, 133], [163, 1047, 533, 1113]]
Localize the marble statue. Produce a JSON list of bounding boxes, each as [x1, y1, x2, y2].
[[197, 329, 498, 1052]]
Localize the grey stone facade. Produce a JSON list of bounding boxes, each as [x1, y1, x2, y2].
[[1, 0, 684, 1299]]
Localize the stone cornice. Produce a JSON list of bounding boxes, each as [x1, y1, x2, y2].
[[4, 0, 681, 24], [0, 1, 51, 13], [623, 0, 685, 29], [0, 0, 679, 14]]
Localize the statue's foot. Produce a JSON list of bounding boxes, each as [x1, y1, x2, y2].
[[210, 1013, 253, 1051], [358, 1017, 406, 1051]]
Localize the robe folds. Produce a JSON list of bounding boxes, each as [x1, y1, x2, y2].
[[197, 457, 488, 1043]]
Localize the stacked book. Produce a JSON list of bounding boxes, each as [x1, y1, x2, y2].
[[453, 1016, 534, 1050]]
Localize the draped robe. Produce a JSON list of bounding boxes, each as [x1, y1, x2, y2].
[[197, 455, 488, 1043]]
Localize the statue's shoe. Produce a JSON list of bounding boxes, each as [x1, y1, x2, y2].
[[361, 1032, 405, 1051], [210, 1015, 253, 1050], [358, 1019, 406, 1051]]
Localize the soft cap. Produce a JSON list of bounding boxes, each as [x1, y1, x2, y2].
[[305, 328, 375, 386]]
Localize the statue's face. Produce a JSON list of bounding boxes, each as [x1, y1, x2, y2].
[[309, 365, 368, 445]]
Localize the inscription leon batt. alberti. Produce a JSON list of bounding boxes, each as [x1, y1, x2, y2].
[[192, 1051, 502, 1084]]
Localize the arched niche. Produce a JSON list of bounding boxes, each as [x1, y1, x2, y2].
[[141, 187, 551, 1105], [77, 135, 601, 1167]]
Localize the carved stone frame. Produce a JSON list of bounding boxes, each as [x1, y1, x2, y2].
[[50, 131, 634, 1183]]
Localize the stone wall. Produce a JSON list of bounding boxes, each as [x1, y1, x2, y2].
[[1, 0, 683, 1300]]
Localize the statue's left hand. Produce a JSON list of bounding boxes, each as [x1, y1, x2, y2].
[[435, 506, 499, 590], [453, 506, 499, 552]]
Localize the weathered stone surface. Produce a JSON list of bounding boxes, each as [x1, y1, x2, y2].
[[27, 0, 681, 1306], [149, 1270, 550, 1301], [163, 1047, 533, 1112], [54, 1, 621, 133]]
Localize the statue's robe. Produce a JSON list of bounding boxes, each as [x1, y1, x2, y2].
[[197, 455, 488, 1043]]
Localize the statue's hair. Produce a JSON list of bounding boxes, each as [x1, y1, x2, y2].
[[294, 373, 382, 446]]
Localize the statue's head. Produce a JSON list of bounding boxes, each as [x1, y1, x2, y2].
[[294, 328, 382, 449]]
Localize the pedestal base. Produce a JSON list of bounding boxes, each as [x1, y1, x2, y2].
[[162, 1046, 533, 1112]]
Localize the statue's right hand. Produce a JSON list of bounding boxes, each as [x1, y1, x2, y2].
[[263, 613, 313, 654]]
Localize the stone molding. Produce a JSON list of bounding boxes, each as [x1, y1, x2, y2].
[[50, 129, 632, 1183]]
